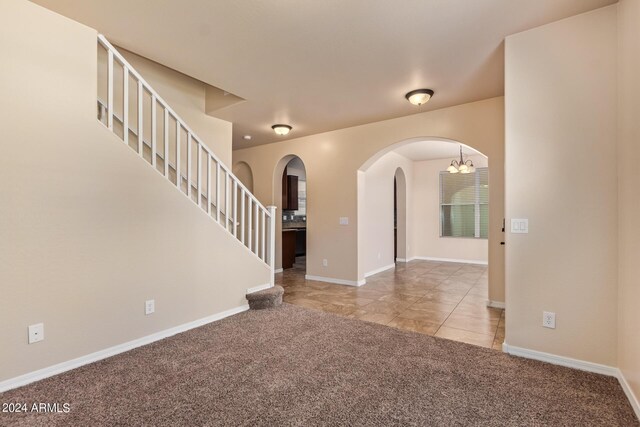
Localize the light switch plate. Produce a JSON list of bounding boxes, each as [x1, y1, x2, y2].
[[511, 219, 529, 233], [28, 323, 44, 344], [339, 217, 349, 225]]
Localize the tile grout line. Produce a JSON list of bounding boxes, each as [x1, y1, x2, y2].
[[433, 265, 470, 336], [284, 262, 497, 345]]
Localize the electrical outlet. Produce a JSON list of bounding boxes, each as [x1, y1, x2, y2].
[[322, 259, 328, 267], [542, 311, 556, 329], [28, 323, 44, 344], [145, 299, 155, 315]]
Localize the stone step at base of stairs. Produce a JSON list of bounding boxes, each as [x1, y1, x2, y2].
[[246, 285, 284, 310]]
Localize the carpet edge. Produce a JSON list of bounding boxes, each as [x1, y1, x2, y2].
[[0, 304, 249, 393], [504, 342, 639, 420], [618, 368, 640, 421]]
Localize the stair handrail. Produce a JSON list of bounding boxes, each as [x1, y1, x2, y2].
[[97, 34, 275, 285]]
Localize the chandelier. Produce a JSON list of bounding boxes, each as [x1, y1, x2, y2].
[[447, 146, 475, 174]]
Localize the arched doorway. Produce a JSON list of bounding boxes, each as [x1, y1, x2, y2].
[[273, 155, 307, 273], [356, 138, 503, 349], [358, 137, 491, 280], [394, 167, 407, 262], [232, 161, 254, 193]]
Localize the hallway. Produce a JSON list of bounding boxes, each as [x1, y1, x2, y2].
[[278, 260, 504, 349]]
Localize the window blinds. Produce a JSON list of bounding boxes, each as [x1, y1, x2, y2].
[[439, 168, 489, 238]]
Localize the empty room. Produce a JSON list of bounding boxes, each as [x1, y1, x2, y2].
[[1, 0, 638, 425]]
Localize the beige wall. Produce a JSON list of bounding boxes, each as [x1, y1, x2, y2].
[[0, 0, 269, 382], [361, 151, 414, 275], [505, 6, 618, 365], [411, 155, 489, 264], [617, 0, 640, 405], [234, 97, 504, 297]]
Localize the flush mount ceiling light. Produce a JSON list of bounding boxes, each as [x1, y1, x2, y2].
[[447, 146, 475, 174], [243, 135, 252, 140], [271, 124, 292, 136], [405, 89, 434, 106]]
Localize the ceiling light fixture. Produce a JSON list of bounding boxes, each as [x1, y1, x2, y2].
[[243, 135, 252, 140], [447, 146, 475, 174], [271, 124, 292, 136], [405, 89, 434, 106]]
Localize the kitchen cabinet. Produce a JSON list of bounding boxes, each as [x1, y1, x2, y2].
[[282, 168, 299, 211], [282, 230, 297, 269], [295, 229, 306, 256]]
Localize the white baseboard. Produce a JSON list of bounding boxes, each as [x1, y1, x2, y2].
[[412, 256, 488, 265], [617, 368, 640, 421], [502, 343, 618, 377], [274, 268, 283, 274], [0, 304, 249, 393], [305, 274, 365, 287], [246, 283, 272, 294], [486, 300, 505, 309], [503, 343, 640, 420], [364, 263, 395, 278]]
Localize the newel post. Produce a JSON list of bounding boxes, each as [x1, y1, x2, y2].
[[267, 205, 277, 287]]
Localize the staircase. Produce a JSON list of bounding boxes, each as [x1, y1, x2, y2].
[[96, 35, 275, 287]]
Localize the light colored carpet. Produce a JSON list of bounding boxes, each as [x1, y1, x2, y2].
[[1, 303, 637, 426]]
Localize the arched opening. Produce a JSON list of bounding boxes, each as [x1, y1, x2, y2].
[[394, 167, 407, 262], [355, 137, 502, 349], [273, 155, 307, 274], [232, 161, 254, 193]]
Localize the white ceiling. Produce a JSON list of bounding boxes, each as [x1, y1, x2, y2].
[[32, 0, 615, 149], [394, 140, 484, 162]]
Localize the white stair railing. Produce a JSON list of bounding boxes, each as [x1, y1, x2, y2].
[[97, 35, 275, 285]]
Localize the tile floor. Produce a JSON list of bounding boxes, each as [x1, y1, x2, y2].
[[277, 259, 505, 350]]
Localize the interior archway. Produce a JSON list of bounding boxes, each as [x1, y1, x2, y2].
[[394, 167, 407, 262], [357, 137, 490, 282], [359, 136, 487, 172], [233, 161, 254, 192], [354, 136, 501, 348], [272, 155, 307, 272]]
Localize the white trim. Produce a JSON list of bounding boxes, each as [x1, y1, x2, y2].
[[0, 305, 249, 393], [364, 263, 395, 278], [274, 268, 284, 274], [486, 300, 505, 309], [395, 258, 408, 263], [502, 343, 618, 377], [305, 274, 365, 287], [412, 256, 488, 265], [617, 369, 640, 421], [503, 343, 640, 419], [246, 283, 272, 294]]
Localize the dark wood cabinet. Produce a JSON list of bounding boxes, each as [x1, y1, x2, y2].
[[295, 229, 306, 256], [282, 230, 297, 269], [282, 167, 299, 211], [286, 176, 298, 210]]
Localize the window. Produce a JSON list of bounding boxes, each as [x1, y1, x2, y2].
[[440, 168, 488, 239]]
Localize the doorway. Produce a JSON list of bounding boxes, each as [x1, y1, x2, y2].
[[394, 167, 407, 262], [280, 157, 307, 271]]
